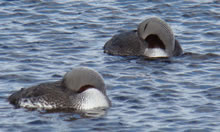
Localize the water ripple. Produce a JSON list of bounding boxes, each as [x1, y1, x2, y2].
[[0, 0, 220, 131]]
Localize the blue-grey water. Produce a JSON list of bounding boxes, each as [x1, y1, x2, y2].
[[0, 0, 220, 131]]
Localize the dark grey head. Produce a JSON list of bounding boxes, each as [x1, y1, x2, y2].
[[63, 67, 106, 94], [137, 17, 175, 57], [62, 67, 110, 110]]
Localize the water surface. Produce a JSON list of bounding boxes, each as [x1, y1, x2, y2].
[[0, 0, 220, 131]]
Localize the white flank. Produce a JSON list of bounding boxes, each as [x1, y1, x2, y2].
[[19, 98, 56, 110]]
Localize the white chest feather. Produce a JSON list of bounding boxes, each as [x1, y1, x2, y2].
[[144, 48, 168, 58], [79, 88, 110, 110]]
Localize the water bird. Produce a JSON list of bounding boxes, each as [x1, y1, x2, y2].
[[8, 67, 111, 111], [104, 17, 183, 58]]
